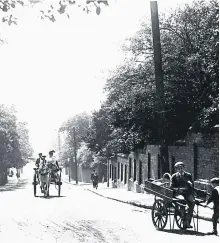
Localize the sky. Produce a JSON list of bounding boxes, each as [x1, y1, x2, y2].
[[0, 0, 193, 156]]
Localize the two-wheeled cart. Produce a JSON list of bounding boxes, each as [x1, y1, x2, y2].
[[144, 178, 207, 232], [32, 167, 62, 197]]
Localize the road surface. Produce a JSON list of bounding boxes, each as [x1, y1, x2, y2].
[[0, 164, 218, 243]]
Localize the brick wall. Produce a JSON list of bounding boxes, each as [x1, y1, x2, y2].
[[197, 147, 219, 180], [109, 155, 128, 189], [168, 145, 194, 179], [146, 145, 160, 180], [108, 132, 218, 191]]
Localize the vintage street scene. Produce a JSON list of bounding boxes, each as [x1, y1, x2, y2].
[[0, 0, 219, 242]]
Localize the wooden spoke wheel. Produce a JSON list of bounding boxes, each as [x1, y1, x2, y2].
[[152, 199, 168, 230], [33, 173, 37, 197], [58, 182, 61, 197], [174, 204, 188, 229], [57, 170, 62, 197]]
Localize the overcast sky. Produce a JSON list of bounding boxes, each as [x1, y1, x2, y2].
[[0, 0, 193, 156]]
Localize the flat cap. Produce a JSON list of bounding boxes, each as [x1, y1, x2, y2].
[[210, 177, 219, 184], [174, 161, 185, 168]]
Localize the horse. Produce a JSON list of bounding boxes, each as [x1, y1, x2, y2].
[[38, 163, 51, 197]]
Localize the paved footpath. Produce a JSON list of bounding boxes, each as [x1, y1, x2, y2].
[[62, 176, 214, 222]]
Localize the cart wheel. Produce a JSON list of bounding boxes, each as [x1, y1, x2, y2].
[[58, 184, 61, 197], [47, 185, 50, 197], [152, 199, 168, 230], [174, 205, 187, 229], [58, 178, 61, 197], [58, 170, 61, 197], [33, 174, 37, 197]]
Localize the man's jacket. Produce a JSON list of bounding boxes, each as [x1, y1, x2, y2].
[[91, 173, 99, 183], [171, 171, 194, 195]]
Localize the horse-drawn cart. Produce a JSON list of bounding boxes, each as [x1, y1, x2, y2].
[[32, 167, 62, 197], [144, 174, 207, 232]]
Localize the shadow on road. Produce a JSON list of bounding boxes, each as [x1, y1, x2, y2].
[[162, 228, 206, 236], [47, 220, 107, 242], [0, 179, 28, 192]]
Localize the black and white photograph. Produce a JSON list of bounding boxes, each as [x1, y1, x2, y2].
[[0, 0, 219, 242]]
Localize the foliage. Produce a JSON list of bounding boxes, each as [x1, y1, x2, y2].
[[0, 0, 109, 25], [77, 142, 94, 168], [85, 0, 219, 154], [0, 105, 33, 170], [17, 122, 34, 168], [59, 112, 93, 166]]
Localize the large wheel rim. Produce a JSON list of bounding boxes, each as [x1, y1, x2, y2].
[[47, 185, 49, 197], [33, 174, 37, 197], [152, 199, 168, 230], [58, 175, 61, 197], [58, 185, 61, 197], [174, 205, 187, 229]]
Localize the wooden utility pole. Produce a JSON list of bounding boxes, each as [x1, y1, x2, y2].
[[68, 158, 71, 182], [150, 1, 164, 144], [73, 127, 78, 185], [107, 158, 109, 187], [150, 1, 169, 175]]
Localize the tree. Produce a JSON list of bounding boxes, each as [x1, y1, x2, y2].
[[160, 0, 219, 135], [99, 0, 219, 149], [16, 122, 33, 168], [77, 142, 94, 168], [0, 0, 110, 43], [59, 112, 92, 164], [0, 105, 33, 178]]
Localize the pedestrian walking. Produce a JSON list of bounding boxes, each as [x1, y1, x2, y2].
[[91, 169, 99, 189], [204, 177, 219, 235]]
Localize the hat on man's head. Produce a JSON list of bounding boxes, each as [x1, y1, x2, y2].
[[174, 161, 185, 168], [210, 177, 219, 184], [39, 153, 42, 155], [49, 150, 55, 154]]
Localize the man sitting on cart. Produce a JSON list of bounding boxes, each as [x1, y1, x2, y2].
[[171, 161, 195, 229], [46, 150, 60, 182]]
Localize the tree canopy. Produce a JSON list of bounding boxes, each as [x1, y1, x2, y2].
[[85, 0, 219, 155], [0, 105, 33, 170]]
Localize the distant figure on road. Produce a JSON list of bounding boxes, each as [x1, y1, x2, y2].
[[16, 170, 20, 178], [204, 177, 219, 235], [9, 169, 14, 177], [91, 169, 99, 189]]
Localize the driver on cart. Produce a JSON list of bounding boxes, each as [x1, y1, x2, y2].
[[35, 153, 42, 168], [170, 161, 195, 229], [35, 153, 43, 182], [47, 150, 60, 182]]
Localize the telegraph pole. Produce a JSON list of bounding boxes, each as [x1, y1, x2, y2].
[[107, 158, 109, 187], [73, 127, 78, 185], [69, 157, 71, 182], [150, 1, 164, 144], [150, 1, 169, 176]]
